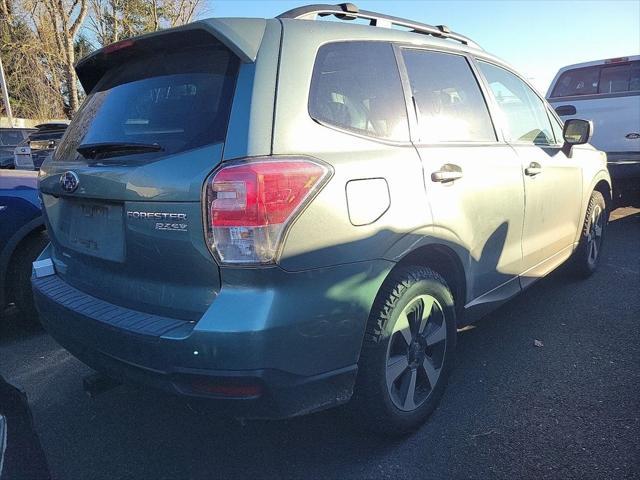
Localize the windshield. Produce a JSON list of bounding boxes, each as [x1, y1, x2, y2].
[[55, 42, 239, 163]]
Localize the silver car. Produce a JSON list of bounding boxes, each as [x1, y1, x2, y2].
[[34, 3, 611, 434]]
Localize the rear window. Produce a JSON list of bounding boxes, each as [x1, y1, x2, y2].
[[29, 131, 66, 142], [55, 41, 239, 163], [550, 61, 640, 98], [0, 130, 27, 146]]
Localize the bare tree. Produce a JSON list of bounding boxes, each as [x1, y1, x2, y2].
[[1, 0, 12, 18], [2, 0, 203, 120], [1, 0, 66, 118], [35, 0, 88, 113], [161, 0, 200, 28], [88, 0, 202, 48]]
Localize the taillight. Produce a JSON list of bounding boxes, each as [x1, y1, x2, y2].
[[204, 157, 331, 265]]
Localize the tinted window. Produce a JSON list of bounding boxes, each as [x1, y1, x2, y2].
[[309, 42, 409, 141], [630, 62, 640, 91], [55, 42, 239, 163], [478, 62, 554, 145], [0, 130, 27, 146], [550, 66, 599, 97], [402, 50, 495, 143], [599, 63, 640, 93], [29, 131, 66, 142], [550, 61, 640, 97]]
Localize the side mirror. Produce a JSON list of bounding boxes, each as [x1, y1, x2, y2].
[[563, 119, 593, 145]]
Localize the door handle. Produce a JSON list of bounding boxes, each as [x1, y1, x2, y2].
[[431, 164, 463, 183], [525, 162, 542, 176]]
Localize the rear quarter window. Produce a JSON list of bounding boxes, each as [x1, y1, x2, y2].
[[308, 41, 409, 142], [55, 41, 239, 163]]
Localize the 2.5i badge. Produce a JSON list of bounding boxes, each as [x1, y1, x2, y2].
[[155, 222, 188, 232]]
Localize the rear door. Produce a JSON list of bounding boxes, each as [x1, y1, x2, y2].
[[476, 61, 582, 284], [38, 31, 241, 320], [400, 48, 525, 304]]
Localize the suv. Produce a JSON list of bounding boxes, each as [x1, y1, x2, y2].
[[547, 56, 640, 203], [0, 128, 35, 169], [33, 4, 611, 433], [14, 122, 68, 170]]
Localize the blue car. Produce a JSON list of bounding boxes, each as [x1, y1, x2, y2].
[[0, 170, 48, 319]]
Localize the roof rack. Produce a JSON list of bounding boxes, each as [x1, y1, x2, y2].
[[277, 3, 481, 49]]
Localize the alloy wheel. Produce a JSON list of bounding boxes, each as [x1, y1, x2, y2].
[[385, 294, 447, 412], [587, 204, 604, 266]]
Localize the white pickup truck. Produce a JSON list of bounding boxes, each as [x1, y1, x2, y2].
[[547, 56, 640, 203]]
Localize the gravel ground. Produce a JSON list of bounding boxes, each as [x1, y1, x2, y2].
[[1, 208, 638, 480]]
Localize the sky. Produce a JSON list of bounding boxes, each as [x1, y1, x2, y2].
[[198, 0, 640, 93]]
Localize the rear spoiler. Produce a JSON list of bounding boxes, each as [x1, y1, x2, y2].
[[75, 18, 267, 93]]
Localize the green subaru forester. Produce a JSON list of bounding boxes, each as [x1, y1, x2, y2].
[[33, 3, 611, 434]]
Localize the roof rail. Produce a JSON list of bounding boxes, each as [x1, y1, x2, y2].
[[277, 3, 481, 49]]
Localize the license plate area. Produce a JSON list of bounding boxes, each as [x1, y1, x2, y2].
[[58, 199, 125, 262]]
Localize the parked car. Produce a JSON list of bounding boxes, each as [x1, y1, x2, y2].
[[0, 375, 51, 480], [0, 128, 35, 169], [0, 170, 47, 320], [547, 56, 640, 202], [33, 3, 611, 434], [14, 123, 68, 171]]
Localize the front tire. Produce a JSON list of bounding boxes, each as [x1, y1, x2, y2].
[[351, 266, 456, 435], [570, 190, 607, 277]]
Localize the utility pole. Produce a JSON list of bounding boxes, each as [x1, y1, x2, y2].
[[0, 53, 13, 127]]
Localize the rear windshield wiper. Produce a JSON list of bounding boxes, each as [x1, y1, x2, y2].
[[77, 142, 163, 159]]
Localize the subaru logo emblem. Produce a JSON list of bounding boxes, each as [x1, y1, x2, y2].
[[60, 171, 79, 193]]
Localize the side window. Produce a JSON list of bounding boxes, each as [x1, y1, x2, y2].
[[478, 61, 554, 145], [308, 42, 409, 141], [402, 49, 496, 143]]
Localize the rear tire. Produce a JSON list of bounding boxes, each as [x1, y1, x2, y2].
[[351, 266, 456, 436], [11, 231, 49, 323], [569, 190, 607, 278]]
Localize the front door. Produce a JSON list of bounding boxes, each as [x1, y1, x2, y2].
[[476, 61, 583, 285]]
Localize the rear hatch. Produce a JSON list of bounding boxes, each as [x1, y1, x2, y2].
[[38, 29, 241, 320]]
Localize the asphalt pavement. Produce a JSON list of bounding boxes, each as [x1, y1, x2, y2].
[[1, 208, 638, 480]]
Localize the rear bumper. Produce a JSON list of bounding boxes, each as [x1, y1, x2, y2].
[[33, 257, 392, 418]]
